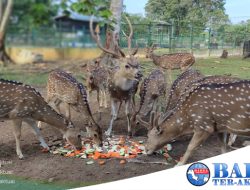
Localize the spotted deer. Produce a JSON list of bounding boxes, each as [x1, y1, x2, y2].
[[86, 59, 109, 120], [165, 68, 204, 112], [165, 73, 240, 145], [90, 16, 142, 137], [144, 79, 250, 165], [131, 69, 166, 129], [39, 69, 103, 146], [0, 79, 82, 159], [146, 44, 195, 83]]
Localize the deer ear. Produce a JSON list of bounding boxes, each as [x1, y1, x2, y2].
[[131, 45, 139, 56]]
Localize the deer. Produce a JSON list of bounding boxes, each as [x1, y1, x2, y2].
[[0, 79, 82, 159], [86, 59, 109, 120], [90, 16, 142, 137], [165, 72, 240, 145], [145, 44, 195, 83], [38, 69, 103, 146], [142, 79, 250, 166], [131, 69, 166, 130], [165, 68, 204, 112]]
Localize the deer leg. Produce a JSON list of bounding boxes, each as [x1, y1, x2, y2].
[[228, 133, 237, 146], [125, 100, 132, 137], [167, 69, 173, 84], [97, 90, 102, 121], [12, 119, 24, 159], [105, 99, 119, 136], [177, 130, 210, 166], [104, 90, 108, 108], [24, 119, 49, 150], [116, 101, 122, 120], [218, 133, 227, 153]]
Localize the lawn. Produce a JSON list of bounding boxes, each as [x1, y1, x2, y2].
[[0, 56, 250, 87]]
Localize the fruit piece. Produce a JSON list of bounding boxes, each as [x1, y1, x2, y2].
[[98, 160, 105, 165], [86, 161, 94, 165], [165, 144, 172, 151], [85, 148, 95, 155], [120, 160, 126, 164]]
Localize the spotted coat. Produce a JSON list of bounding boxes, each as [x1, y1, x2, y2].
[[146, 80, 250, 165]]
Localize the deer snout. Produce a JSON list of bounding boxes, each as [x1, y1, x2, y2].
[[135, 71, 143, 80]]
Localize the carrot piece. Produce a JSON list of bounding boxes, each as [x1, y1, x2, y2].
[[65, 152, 75, 157], [93, 151, 102, 160]]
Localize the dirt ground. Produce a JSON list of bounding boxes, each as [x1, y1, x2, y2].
[[0, 87, 247, 188], [0, 61, 248, 188]]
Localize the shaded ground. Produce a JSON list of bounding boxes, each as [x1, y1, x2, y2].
[[0, 57, 249, 189]]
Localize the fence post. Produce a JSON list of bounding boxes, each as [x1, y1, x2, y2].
[[234, 33, 237, 49], [190, 25, 193, 53], [208, 28, 211, 56], [147, 23, 152, 45], [169, 20, 174, 53]]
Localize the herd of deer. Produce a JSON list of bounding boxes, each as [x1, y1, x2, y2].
[[1, 17, 250, 166]]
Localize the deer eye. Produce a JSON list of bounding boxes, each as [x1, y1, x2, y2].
[[125, 65, 130, 69]]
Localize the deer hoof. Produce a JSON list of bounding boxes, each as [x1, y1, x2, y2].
[[18, 154, 24, 160], [127, 131, 132, 137], [105, 130, 112, 137]]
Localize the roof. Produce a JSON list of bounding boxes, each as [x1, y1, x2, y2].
[[54, 12, 102, 22]]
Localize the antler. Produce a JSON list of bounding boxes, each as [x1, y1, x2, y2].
[[121, 15, 139, 56], [136, 111, 161, 130], [90, 16, 121, 59]]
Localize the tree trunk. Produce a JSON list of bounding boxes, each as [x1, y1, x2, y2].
[[99, 0, 124, 66], [0, 0, 14, 65]]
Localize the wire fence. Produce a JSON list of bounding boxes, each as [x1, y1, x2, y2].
[[6, 22, 250, 54]]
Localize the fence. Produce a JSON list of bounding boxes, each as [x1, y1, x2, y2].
[[6, 22, 250, 55]]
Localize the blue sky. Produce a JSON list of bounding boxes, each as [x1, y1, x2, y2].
[[123, 0, 250, 23]]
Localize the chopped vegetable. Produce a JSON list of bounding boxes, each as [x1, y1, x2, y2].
[[120, 160, 126, 164], [86, 161, 94, 165]]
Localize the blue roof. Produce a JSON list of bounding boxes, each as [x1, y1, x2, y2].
[[54, 12, 102, 22]]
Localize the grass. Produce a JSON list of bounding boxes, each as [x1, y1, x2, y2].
[[0, 56, 250, 87], [0, 175, 98, 190]]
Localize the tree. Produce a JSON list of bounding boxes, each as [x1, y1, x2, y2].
[[61, 0, 124, 62], [0, 0, 13, 65], [11, 0, 58, 29], [0, 0, 58, 65], [145, 0, 229, 36]]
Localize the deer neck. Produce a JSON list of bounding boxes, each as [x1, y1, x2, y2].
[[77, 83, 96, 124], [151, 53, 161, 67], [35, 105, 69, 134], [161, 111, 192, 140]]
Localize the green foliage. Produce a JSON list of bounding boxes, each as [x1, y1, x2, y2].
[[145, 0, 229, 35], [59, 0, 113, 26], [11, 0, 58, 29]]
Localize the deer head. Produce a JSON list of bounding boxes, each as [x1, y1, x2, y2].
[[145, 44, 157, 58], [62, 120, 82, 150]]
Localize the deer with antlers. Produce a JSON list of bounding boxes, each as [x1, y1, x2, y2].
[[90, 16, 142, 136], [0, 79, 82, 159], [146, 44, 195, 83], [131, 69, 166, 130], [143, 78, 250, 166], [38, 69, 103, 146]]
